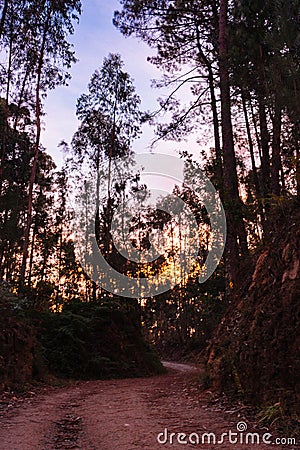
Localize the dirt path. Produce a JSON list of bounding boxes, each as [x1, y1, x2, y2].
[[0, 363, 296, 449]]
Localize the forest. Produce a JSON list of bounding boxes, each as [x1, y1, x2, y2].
[[0, 0, 299, 446]]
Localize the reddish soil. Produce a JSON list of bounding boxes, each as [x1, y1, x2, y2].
[[0, 363, 296, 449]]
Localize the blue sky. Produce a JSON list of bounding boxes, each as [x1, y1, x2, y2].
[[42, 0, 202, 168]]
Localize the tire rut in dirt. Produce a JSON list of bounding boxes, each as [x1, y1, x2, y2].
[[39, 390, 98, 450], [45, 411, 84, 449]]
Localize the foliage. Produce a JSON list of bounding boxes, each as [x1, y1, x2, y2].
[[0, 298, 164, 388], [39, 300, 164, 379], [258, 402, 283, 427]]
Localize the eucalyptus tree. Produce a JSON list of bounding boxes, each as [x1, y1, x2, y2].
[[0, 98, 34, 283], [74, 53, 142, 201], [72, 53, 142, 228], [0, 0, 28, 191], [0, 1, 82, 295], [17, 0, 81, 290], [26, 151, 56, 295], [69, 53, 143, 299]]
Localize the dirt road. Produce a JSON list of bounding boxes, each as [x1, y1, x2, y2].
[[0, 363, 295, 449]]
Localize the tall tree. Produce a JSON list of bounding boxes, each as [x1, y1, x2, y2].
[[75, 53, 141, 198], [69, 53, 142, 299], [18, 0, 81, 291], [114, 0, 249, 284], [230, 0, 300, 201], [218, 0, 249, 283], [114, 1, 223, 186]]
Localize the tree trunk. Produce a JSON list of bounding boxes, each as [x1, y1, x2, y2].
[[19, 86, 41, 290], [0, 0, 9, 39], [258, 98, 270, 198], [295, 122, 300, 200], [271, 93, 282, 196], [208, 70, 223, 190], [12, 64, 31, 137], [250, 97, 263, 162], [218, 0, 248, 284], [297, 144, 300, 200], [0, 208, 8, 279], [256, 45, 271, 199], [241, 90, 261, 199], [0, 19, 13, 194], [55, 225, 63, 308], [195, 22, 223, 190], [39, 231, 49, 285], [19, 9, 50, 292], [241, 90, 266, 231], [27, 219, 37, 287]]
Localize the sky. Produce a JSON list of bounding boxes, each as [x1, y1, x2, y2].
[[42, 0, 202, 169]]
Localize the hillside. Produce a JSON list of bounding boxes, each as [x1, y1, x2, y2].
[[207, 202, 300, 426], [0, 297, 164, 389]]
